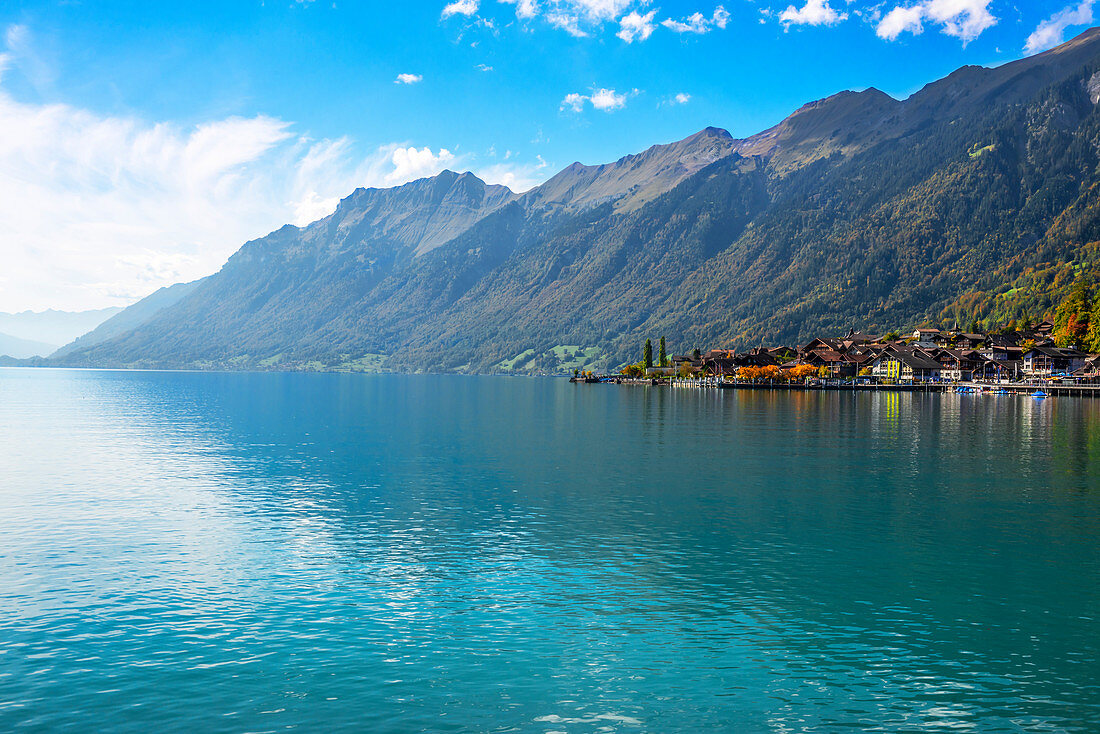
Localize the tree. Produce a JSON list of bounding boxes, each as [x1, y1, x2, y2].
[[787, 364, 817, 380], [658, 336, 667, 368], [1054, 275, 1091, 347], [1088, 292, 1100, 352], [643, 338, 653, 369], [882, 331, 900, 342]]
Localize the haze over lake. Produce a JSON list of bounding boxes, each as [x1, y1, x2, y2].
[[1, 368, 1098, 732]]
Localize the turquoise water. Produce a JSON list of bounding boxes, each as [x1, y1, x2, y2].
[[1, 369, 1098, 732]]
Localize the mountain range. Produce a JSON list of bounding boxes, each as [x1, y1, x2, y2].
[[0, 307, 122, 358], [49, 28, 1100, 374]]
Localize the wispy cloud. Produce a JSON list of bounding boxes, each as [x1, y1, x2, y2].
[[0, 44, 474, 310], [659, 92, 691, 107], [1024, 0, 1094, 54], [561, 87, 628, 112], [662, 6, 730, 34], [394, 72, 423, 84], [496, 0, 730, 41], [875, 0, 996, 44]]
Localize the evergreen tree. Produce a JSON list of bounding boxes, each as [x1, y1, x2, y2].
[[658, 336, 667, 367], [643, 338, 653, 369]]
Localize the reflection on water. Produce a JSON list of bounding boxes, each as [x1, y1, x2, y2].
[[0, 369, 1098, 732]]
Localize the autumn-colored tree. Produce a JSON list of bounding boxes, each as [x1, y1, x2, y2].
[[787, 364, 817, 380], [1086, 292, 1100, 352], [739, 366, 761, 381], [1054, 275, 1091, 347], [761, 365, 782, 380], [621, 364, 644, 378]]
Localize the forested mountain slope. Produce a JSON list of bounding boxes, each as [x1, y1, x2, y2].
[[57, 28, 1100, 373]]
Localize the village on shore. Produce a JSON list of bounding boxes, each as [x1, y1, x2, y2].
[[575, 320, 1100, 388]]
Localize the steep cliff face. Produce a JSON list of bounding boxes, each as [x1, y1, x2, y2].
[[57, 29, 1100, 373]]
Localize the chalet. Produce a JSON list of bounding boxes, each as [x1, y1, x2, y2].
[[798, 337, 845, 357], [913, 328, 947, 345], [800, 347, 866, 376], [988, 333, 1020, 348], [1022, 346, 1089, 377], [975, 358, 1020, 382], [981, 345, 1024, 363], [670, 354, 702, 373], [701, 350, 739, 375], [872, 347, 942, 383], [1074, 355, 1100, 383], [735, 348, 779, 367], [954, 332, 988, 349], [932, 348, 985, 381]]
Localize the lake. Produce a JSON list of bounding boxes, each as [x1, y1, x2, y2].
[[1, 368, 1098, 732]]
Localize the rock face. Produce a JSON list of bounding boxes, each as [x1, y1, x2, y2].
[[55, 28, 1100, 373], [527, 127, 739, 213]]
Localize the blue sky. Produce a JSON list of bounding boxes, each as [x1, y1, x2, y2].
[[0, 0, 1095, 311]]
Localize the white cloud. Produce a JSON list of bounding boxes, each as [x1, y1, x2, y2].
[[875, 0, 996, 44], [617, 10, 656, 42], [876, 5, 925, 39], [394, 72, 423, 84], [386, 146, 456, 184], [560, 92, 588, 111], [0, 60, 472, 311], [442, 0, 480, 17], [567, 0, 634, 21], [560, 88, 627, 112], [674, 92, 691, 104], [779, 0, 847, 27], [476, 62, 494, 71], [1024, 0, 1094, 54], [590, 87, 627, 110], [499, 0, 539, 19], [476, 155, 549, 192], [662, 6, 730, 34]]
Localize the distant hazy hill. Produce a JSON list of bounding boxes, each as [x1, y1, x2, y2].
[[0, 332, 60, 359], [0, 307, 122, 356], [56, 28, 1100, 373], [53, 279, 205, 358]]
